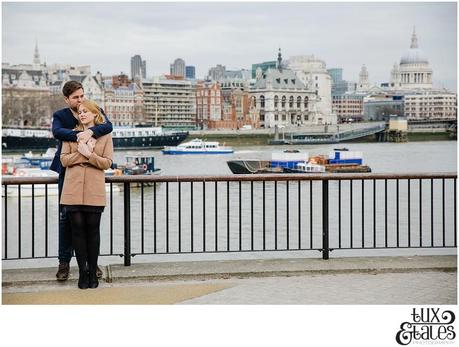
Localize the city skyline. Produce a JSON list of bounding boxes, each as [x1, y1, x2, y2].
[[2, 2, 457, 91]]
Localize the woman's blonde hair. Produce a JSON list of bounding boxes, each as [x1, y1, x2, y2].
[[75, 100, 105, 131]]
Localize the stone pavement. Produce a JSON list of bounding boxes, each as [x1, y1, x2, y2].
[[2, 255, 456, 305], [182, 271, 457, 304]]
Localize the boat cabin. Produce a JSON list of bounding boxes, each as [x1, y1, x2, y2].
[[178, 139, 220, 149], [296, 163, 326, 173], [125, 155, 159, 173]]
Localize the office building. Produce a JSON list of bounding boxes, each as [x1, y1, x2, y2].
[[195, 81, 222, 128], [185, 66, 196, 79], [404, 93, 456, 120], [131, 54, 146, 80], [104, 83, 145, 127], [332, 94, 365, 121], [142, 76, 195, 128], [170, 58, 186, 78]]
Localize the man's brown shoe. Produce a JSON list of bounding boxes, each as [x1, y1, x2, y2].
[[96, 265, 103, 279], [56, 262, 70, 281]]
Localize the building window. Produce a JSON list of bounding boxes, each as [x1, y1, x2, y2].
[[281, 96, 286, 109], [274, 95, 279, 108], [289, 96, 294, 108], [260, 95, 265, 108], [304, 96, 309, 109], [297, 96, 301, 108]]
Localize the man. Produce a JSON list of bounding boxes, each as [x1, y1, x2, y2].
[[50, 80, 113, 281]]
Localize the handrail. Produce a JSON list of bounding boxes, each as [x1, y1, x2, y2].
[[2, 172, 457, 185], [3, 171, 457, 262]]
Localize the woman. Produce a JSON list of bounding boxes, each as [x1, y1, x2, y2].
[[60, 100, 113, 289]]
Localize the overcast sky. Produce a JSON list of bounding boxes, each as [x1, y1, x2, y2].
[[2, 2, 457, 91]]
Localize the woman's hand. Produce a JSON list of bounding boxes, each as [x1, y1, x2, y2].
[[87, 138, 96, 152], [77, 142, 93, 158], [77, 129, 94, 143]]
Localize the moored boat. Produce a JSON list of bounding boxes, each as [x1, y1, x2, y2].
[[2, 167, 122, 197], [20, 148, 56, 170], [162, 139, 234, 155], [227, 151, 308, 174], [114, 154, 161, 175], [112, 127, 188, 149], [227, 160, 283, 174], [2, 126, 188, 151], [227, 148, 371, 174]]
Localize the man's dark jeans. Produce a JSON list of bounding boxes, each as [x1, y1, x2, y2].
[[58, 171, 73, 263]]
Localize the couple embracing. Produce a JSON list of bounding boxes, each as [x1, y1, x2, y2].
[[51, 81, 113, 289]]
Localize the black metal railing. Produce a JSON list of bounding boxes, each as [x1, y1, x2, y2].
[[2, 173, 457, 265]]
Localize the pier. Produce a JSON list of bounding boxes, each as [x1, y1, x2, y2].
[[270, 122, 386, 144]]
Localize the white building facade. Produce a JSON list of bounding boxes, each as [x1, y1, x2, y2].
[[250, 51, 321, 128], [404, 93, 456, 120], [285, 54, 334, 123]]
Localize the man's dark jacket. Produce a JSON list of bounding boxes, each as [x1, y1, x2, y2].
[[50, 108, 113, 174]]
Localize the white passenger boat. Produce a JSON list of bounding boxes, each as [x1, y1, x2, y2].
[[162, 139, 234, 155]]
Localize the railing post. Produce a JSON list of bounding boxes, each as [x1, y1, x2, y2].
[[123, 182, 131, 266], [322, 179, 329, 260]]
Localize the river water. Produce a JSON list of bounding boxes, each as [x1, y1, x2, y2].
[[2, 140, 457, 268], [114, 140, 457, 175]]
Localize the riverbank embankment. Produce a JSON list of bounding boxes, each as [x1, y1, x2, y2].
[[189, 130, 453, 146]]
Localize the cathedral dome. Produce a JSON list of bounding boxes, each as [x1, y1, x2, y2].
[[400, 48, 429, 65], [399, 28, 429, 65]]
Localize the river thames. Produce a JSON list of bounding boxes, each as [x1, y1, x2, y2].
[[113, 140, 457, 175], [2, 140, 457, 268]]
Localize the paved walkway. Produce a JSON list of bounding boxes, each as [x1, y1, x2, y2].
[[2, 255, 456, 305]]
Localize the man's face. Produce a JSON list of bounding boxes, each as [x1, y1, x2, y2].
[[64, 88, 84, 111]]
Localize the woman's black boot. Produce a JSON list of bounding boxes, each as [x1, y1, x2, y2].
[[88, 271, 99, 289], [78, 270, 89, 289]]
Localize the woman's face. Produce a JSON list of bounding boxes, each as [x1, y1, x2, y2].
[[78, 104, 96, 126]]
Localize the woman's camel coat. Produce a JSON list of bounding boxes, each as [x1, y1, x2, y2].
[[60, 134, 113, 206]]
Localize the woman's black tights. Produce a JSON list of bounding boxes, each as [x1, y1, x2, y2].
[[68, 211, 101, 273]]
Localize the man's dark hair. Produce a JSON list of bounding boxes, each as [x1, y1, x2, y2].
[[62, 81, 84, 97]]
